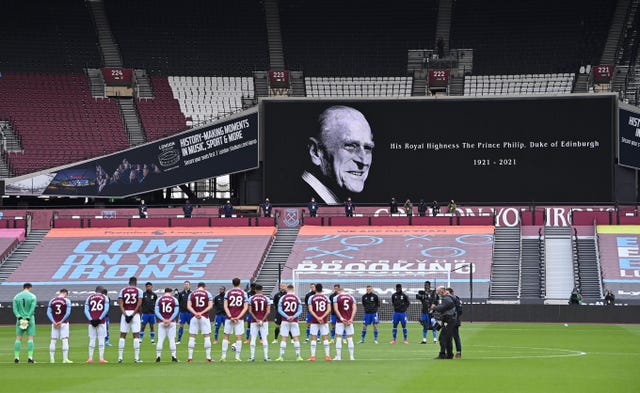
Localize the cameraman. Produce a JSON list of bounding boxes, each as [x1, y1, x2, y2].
[[416, 281, 438, 344], [430, 286, 457, 359]]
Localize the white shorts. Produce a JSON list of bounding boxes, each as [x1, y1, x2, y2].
[[309, 323, 329, 337], [120, 311, 141, 334], [223, 319, 244, 336], [188, 316, 212, 335], [335, 322, 355, 336], [51, 322, 70, 340], [157, 321, 177, 343], [279, 321, 300, 338], [88, 323, 107, 340], [250, 322, 269, 341]]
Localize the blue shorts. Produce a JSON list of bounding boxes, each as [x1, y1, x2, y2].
[[141, 314, 156, 325], [306, 312, 312, 323], [179, 311, 192, 324], [246, 314, 252, 323], [363, 313, 379, 326], [331, 314, 338, 325], [392, 312, 407, 326], [421, 313, 433, 327], [214, 314, 226, 326]]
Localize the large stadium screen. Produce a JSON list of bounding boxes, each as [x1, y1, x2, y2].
[[263, 96, 615, 204], [618, 106, 640, 170], [5, 111, 258, 197]]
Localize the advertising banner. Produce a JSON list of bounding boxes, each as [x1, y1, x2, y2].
[[618, 106, 640, 170], [5, 110, 258, 197]]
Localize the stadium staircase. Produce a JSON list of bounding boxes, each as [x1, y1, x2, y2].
[[134, 70, 154, 98], [447, 74, 464, 96], [434, 0, 453, 55], [520, 235, 545, 301], [543, 227, 574, 302], [253, 71, 270, 99], [573, 74, 590, 93], [0, 229, 49, 282], [85, 68, 106, 98], [117, 98, 146, 146], [574, 237, 603, 301], [264, 0, 285, 69], [289, 71, 306, 97], [0, 121, 23, 152], [0, 153, 11, 178], [488, 227, 521, 301], [87, 0, 123, 67], [411, 71, 427, 96], [254, 227, 299, 296], [600, 0, 632, 64]]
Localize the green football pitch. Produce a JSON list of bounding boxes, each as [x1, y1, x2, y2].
[[1, 322, 638, 393]]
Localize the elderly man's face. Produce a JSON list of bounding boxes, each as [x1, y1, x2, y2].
[[317, 116, 374, 193]]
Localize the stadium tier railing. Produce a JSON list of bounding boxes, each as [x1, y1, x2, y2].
[[52, 215, 276, 229]]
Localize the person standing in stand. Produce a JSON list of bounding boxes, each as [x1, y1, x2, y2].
[[138, 199, 148, 218], [308, 197, 319, 217], [344, 197, 355, 217]]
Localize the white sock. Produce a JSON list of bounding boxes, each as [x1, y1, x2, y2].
[[280, 341, 286, 357], [221, 339, 229, 358], [89, 338, 96, 360], [235, 340, 242, 359], [62, 338, 69, 361], [50, 339, 56, 361], [188, 337, 195, 359], [98, 337, 105, 360], [204, 337, 212, 359], [263, 342, 269, 359], [118, 338, 125, 359], [293, 340, 300, 357], [133, 338, 140, 360], [323, 339, 330, 357], [347, 337, 354, 358], [310, 340, 317, 357]]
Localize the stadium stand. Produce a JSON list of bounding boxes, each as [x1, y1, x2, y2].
[[450, 0, 615, 75], [464, 73, 575, 96], [105, 0, 269, 75], [282, 225, 494, 300], [0, 73, 128, 176], [168, 76, 254, 124], [0, 0, 101, 73], [279, 0, 438, 76], [0, 226, 276, 301], [305, 77, 412, 97], [136, 76, 189, 141]]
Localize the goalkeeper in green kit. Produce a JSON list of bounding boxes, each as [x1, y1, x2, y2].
[[13, 283, 37, 363]]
